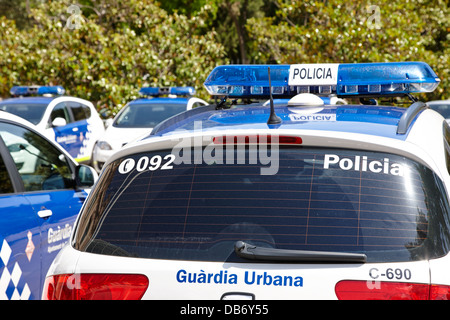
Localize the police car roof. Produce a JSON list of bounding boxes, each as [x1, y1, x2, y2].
[[147, 62, 442, 142], [0, 96, 56, 105], [129, 97, 190, 105], [149, 102, 414, 141]]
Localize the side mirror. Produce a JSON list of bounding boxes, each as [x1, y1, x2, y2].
[[52, 117, 67, 127], [75, 164, 98, 188]]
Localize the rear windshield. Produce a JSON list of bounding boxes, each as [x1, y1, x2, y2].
[[74, 147, 450, 263]]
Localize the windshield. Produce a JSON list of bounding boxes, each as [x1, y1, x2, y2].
[[0, 103, 48, 125], [74, 147, 450, 263], [114, 103, 187, 128], [429, 103, 450, 119]]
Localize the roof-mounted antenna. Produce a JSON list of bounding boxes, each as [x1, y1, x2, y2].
[[267, 67, 282, 125], [215, 96, 228, 110]]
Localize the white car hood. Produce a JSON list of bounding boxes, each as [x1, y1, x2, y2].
[[102, 125, 153, 150]]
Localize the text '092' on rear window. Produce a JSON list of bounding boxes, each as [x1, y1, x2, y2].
[[74, 147, 450, 263]]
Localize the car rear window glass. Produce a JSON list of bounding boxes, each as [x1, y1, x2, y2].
[[74, 147, 450, 263]]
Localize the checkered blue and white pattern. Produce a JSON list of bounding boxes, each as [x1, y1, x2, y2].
[[0, 239, 31, 300]]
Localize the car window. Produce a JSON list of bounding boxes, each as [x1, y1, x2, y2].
[[68, 102, 91, 121], [50, 102, 71, 124], [443, 122, 450, 175], [74, 147, 450, 263], [0, 150, 14, 194], [114, 103, 187, 128], [0, 103, 48, 125], [430, 104, 450, 119], [0, 122, 73, 192]]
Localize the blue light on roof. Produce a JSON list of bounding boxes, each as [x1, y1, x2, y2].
[[336, 62, 439, 96], [139, 87, 159, 96], [139, 86, 195, 97], [10, 85, 65, 96], [204, 65, 292, 98], [203, 62, 440, 99]]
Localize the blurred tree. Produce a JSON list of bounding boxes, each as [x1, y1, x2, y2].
[[247, 0, 449, 100], [160, 0, 268, 63], [0, 0, 228, 114], [0, 0, 447, 109], [0, 0, 41, 29]]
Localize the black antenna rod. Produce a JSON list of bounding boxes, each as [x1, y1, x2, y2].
[[267, 66, 282, 125]]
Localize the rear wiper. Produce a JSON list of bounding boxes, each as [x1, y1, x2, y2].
[[234, 241, 367, 263]]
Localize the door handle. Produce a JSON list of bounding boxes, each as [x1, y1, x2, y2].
[[37, 209, 53, 219]]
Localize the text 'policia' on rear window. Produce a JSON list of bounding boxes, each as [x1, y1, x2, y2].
[[74, 147, 450, 263]]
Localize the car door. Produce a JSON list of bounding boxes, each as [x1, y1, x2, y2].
[[0, 135, 39, 300], [50, 102, 83, 160], [0, 120, 86, 300], [66, 101, 93, 163]]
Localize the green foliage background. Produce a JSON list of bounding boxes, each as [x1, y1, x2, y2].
[[0, 0, 448, 115]]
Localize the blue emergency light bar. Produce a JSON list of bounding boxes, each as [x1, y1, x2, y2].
[[10, 85, 65, 97], [139, 86, 195, 97], [203, 62, 440, 98]]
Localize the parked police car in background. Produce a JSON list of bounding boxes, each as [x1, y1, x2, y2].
[[0, 111, 97, 300], [0, 86, 105, 164], [92, 87, 207, 172], [44, 62, 450, 300]]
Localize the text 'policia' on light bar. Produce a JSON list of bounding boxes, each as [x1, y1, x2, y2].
[[203, 62, 440, 99]]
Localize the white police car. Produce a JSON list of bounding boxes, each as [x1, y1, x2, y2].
[[92, 87, 207, 172], [0, 110, 97, 300], [44, 62, 450, 300], [0, 86, 105, 164]]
